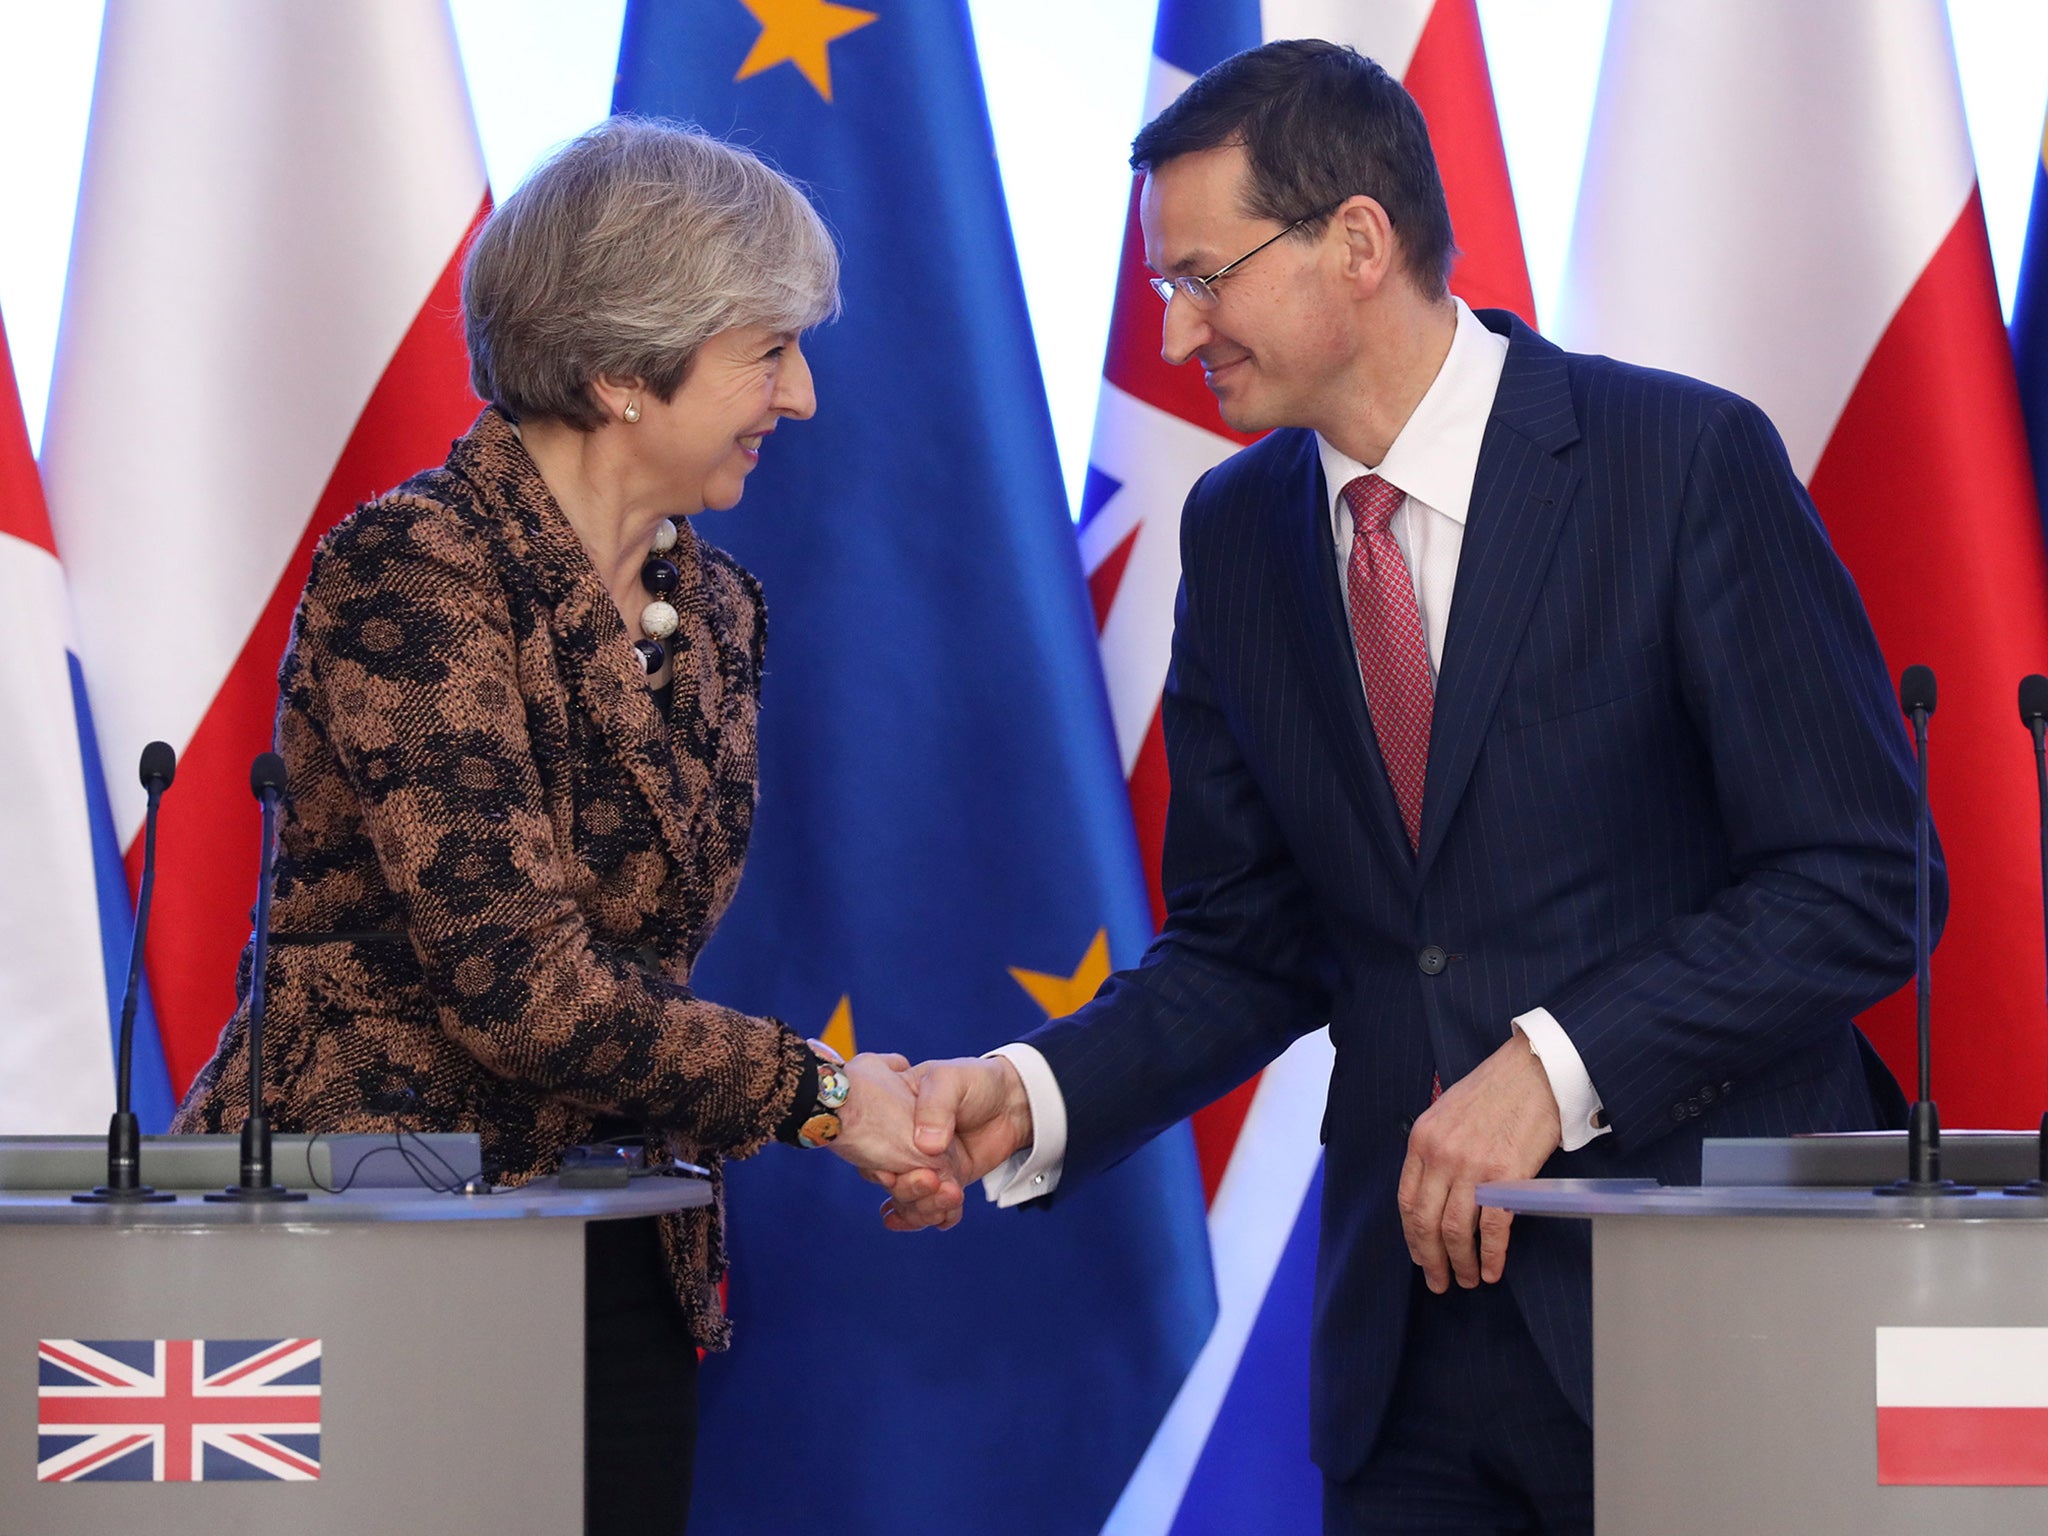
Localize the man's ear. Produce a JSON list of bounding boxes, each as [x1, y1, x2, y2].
[[1334, 195, 1399, 295]]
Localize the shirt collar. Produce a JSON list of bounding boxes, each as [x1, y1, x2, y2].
[[1317, 297, 1510, 526]]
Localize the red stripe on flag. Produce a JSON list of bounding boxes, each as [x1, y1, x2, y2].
[[135, 199, 489, 1095], [1088, 523, 1142, 634], [45, 1434, 151, 1481], [1102, 178, 1262, 450], [1403, 0, 1537, 326], [1877, 1405, 2048, 1484], [1807, 190, 2048, 1129], [0, 310, 57, 556]]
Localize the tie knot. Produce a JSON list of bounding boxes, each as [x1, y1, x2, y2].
[[1342, 474, 1404, 535]]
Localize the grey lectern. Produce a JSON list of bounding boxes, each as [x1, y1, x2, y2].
[[0, 1134, 708, 1536], [1483, 1135, 2048, 1536]]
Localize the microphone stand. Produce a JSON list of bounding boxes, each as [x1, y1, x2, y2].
[[74, 742, 178, 1203], [1878, 665, 1973, 1197], [208, 752, 306, 1203], [2009, 676, 2048, 1195]]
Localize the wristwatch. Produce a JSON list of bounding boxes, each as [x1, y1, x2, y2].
[[777, 1039, 851, 1149]]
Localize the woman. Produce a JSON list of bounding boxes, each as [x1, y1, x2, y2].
[[170, 118, 928, 1533]]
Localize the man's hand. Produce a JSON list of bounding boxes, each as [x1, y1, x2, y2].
[[875, 1056, 1035, 1232], [1396, 1031, 1563, 1292], [828, 1052, 943, 1176]]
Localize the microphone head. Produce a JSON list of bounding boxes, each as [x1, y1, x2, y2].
[[2021, 675, 2048, 727], [138, 740, 176, 791], [249, 752, 289, 800], [1899, 665, 1937, 717]]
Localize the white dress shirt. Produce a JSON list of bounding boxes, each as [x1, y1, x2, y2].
[[985, 302, 1606, 1209]]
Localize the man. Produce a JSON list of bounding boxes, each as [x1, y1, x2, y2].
[[883, 39, 1930, 1533]]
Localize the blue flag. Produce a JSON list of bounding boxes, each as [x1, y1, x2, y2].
[[612, 5, 1215, 1533], [2016, 112, 2048, 540]]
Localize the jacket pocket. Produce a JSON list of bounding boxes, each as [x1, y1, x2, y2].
[[1500, 642, 1663, 729]]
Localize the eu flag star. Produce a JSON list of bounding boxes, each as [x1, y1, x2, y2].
[[734, 0, 878, 103], [1009, 930, 1112, 1020], [821, 994, 857, 1059]]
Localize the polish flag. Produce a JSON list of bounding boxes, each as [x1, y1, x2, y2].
[[1094, 4, 1535, 1529], [0, 307, 168, 1131], [39, 0, 489, 1096], [1557, 0, 2048, 1128], [1877, 1328, 2048, 1485]]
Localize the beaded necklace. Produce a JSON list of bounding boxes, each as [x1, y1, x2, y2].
[[630, 517, 682, 680]]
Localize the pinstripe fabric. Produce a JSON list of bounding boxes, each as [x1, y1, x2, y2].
[[1023, 311, 1936, 1480]]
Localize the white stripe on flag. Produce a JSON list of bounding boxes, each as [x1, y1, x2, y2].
[[0, 531, 115, 1130], [1102, 1026, 1336, 1536], [1877, 1328, 2048, 1408], [1260, 0, 1431, 80]]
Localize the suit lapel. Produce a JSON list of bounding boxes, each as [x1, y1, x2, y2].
[[1275, 430, 1422, 894], [1414, 316, 1582, 882]]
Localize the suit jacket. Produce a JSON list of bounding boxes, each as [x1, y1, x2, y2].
[[171, 407, 810, 1349], [1024, 311, 1937, 1476]]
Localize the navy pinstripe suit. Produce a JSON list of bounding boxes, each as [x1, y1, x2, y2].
[[1024, 310, 1937, 1479]]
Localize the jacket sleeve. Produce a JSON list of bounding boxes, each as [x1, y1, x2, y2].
[[1545, 393, 1937, 1152], [297, 512, 808, 1154], [1025, 498, 1336, 1188]]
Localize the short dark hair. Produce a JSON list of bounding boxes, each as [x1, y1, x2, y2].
[[1129, 39, 1456, 298]]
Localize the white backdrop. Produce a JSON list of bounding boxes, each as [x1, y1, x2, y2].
[[1, 0, 2045, 510]]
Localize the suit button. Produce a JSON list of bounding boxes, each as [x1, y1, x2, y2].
[[1699, 1084, 1718, 1106], [1670, 1104, 1688, 1125], [1417, 945, 1448, 975], [1398, 1117, 1415, 1136]]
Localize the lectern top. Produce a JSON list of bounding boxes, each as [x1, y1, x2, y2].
[[0, 1177, 708, 1228]]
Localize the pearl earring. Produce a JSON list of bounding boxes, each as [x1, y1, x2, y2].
[[623, 399, 641, 424]]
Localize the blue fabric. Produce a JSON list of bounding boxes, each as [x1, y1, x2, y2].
[[612, 6, 1214, 1533], [68, 654, 173, 1132], [1027, 310, 1929, 1483], [1152, 0, 1260, 79], [2013, 147, 2048, 539]]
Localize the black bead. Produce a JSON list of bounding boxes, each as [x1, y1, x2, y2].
[[641, 557, 680, 596], [632, 638, 666, 675]]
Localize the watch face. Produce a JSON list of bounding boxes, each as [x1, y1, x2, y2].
[[816, 1063, 851, 1111], [798, 1112, 842, 1149]]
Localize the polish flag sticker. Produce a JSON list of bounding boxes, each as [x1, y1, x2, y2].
[[1877, 1327, 2048, 1485]]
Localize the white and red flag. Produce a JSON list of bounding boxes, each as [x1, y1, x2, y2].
[[1877, 1327, 2048, 1485], [0, 307, 148, 1132], [1094, 4, 1534, 1529], [1557, 0, 2048, 1128], [39, 0, 489, 1097]]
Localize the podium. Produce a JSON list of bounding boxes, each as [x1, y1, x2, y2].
[[0, 1136, 708, 1535], [1484, 1135, 2048, 1535]]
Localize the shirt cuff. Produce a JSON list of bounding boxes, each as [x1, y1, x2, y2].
[[980, 1042, 1067, 1207], [1512, 1007, 1609, 1152]]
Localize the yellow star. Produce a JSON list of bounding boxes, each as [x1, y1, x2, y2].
[[820, 994, 858, 1059], [734, 0, 878, 103], [1009, 930, 1112, 1020]]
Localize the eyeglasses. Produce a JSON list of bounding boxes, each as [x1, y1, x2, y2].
[[1148, 206, 1337, 310]]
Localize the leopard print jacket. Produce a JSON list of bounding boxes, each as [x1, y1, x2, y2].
[[170, 407, 811, 1349]]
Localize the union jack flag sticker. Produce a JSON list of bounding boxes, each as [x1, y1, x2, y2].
[[37, 1338, 322, 1482]]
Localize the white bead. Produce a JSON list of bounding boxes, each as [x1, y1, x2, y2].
[[651, 519, 678, 553], [640, 600, 679, 640]]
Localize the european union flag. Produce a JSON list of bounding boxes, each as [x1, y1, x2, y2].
[[613, 5, 1215, 1533], [2017, 110, 2048, 540]]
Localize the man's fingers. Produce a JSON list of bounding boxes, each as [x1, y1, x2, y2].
[[1440, 1184, 1481, 1290], [1478, 1203, 1514, 1284], [874, 1052, 910, 1072], [911, 1065, 968, 1157], [1396, 1146, 1452, 1295], [880, 1177, 965, 1232]]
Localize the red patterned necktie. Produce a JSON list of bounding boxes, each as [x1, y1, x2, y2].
[[1342, 474, 1433, 853]]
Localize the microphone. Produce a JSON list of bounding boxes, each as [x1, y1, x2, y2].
[[2009, 675, 2048, 1196], [73, 742, 179, 1203], [1877, 665, 1973, 1196], [207, 751, 306, 1203]]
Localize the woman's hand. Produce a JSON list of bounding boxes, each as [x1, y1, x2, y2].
[[829, 1052, 947, 1177]]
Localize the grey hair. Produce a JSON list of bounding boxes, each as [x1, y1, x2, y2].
[[462, 116, 841, 430]]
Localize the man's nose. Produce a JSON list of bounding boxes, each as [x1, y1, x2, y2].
[[1160, 290, 1208, 367]]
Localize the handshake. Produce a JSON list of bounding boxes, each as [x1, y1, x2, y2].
[[824, 1053, 1037, 1232]]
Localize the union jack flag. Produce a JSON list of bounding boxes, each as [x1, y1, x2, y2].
[[37, 1337, 322, 1482]]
